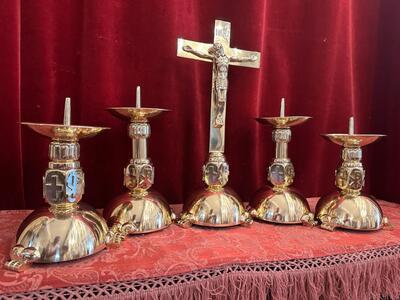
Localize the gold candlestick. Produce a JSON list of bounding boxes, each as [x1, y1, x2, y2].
[[103, 86, 175, 244], [4, 98, 109, 272], [315, 117, 391, 231], [176, 20, 260, 227], [250, 99, 315, 226]]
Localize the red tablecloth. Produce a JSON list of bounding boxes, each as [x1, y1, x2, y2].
[[0, 198, 400, 299]]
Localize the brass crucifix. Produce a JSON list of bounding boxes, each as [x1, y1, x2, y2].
[[177, 20, 261, 153]]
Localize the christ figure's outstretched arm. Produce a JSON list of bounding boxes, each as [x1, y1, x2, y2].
[[183, 45, 213, 60], [230, 54, 258, 63]]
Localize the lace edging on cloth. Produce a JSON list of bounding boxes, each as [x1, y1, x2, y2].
[[3, 244, 400, 300]]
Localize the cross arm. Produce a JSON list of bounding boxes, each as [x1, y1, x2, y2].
[[228, 48, 261, 68], [177, 38, 214, 62]]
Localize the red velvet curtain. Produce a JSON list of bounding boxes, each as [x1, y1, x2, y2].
[[0, 0, 399, 210]]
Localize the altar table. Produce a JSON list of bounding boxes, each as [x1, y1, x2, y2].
[[0, 198, 399, 299]]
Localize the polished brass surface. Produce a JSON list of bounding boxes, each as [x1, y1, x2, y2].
[[315, 117, 390, 231], [256, 116, 311, 128], [250, 100, 315, 226], [21, 122, 108, 141], [177, 153, 252, 228], [107, 107, 169, 122], [177, 20, 260, 228], [251, 187, 314, 224], [5, 98, 109, 272], [178, 187, 252, 228], [322, 133, 384, 147], [6, 204, 108, 271], [104, 87, 174, 242], [316, 192, 386, 231], [104, 191, 175, 238]]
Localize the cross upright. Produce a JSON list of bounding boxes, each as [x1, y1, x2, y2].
[[177, 20, 260, 153]]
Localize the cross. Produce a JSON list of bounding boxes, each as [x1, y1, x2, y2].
[[44, 172, 65, 202], [177, 20, 260, 152]]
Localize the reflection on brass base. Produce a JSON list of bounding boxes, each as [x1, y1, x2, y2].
[[4, 204, 108, 271], [178, 187, 252, 228], [250, 186, 316, 226], [315, 192, 390, 231], [103, 190, 175, 244]]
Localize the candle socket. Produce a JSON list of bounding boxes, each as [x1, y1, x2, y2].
[[250, 115, 315, 226], [315, 131, 391, 231], [103, 104, 175, 245], [4, 99, 109, 272]]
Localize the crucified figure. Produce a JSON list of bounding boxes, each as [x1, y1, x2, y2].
[[183, 43, 257, 128]]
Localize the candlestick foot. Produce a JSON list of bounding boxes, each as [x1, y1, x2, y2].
[[382, 216, 394, 230], [240, 211, 253, 226], [181, 187, 249, 228], [4, 245, 40, 272], [300, 212, 317, 227], [250, 187, 312, 225], [176, 212, 195, 228], [170, 212, 177, 221], [319, 215, 338, 231], [104, 190, 174, 235], [315, 192, 385, 231], [105, 221, 138, 246]]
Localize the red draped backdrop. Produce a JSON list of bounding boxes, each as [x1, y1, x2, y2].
[[0, 0, 399, 210]]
